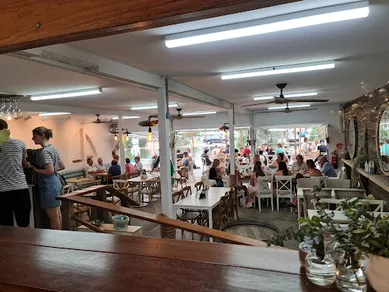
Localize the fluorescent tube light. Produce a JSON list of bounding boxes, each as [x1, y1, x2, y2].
[[222, 61, 334, 80], [165, 1, 369, 48], [182, 111, 217, 116], [254, 92, 318, 101], [268, 104, 311, 110], [131, 103, 178, 110], [31, 88, 102, 101], [38, 112, 71, 116], [111, 116, 140, 120], [268, 129, 287, 131]]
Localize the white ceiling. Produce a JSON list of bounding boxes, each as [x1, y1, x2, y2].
[[68, 0, 389, 110]]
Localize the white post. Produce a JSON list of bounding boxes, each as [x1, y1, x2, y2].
[[118, 115, 126, 173], [249, 111, 255, 162], [170, 120, 177, 177], [157, 77, 173, 218], [229, 106, 235, 174]]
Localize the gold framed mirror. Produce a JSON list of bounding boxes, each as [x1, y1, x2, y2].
[[347, 119, 357, 159], [376, 104, 389, 175]]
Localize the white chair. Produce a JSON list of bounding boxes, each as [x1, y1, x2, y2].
[[296, 177, 321, 188], [62, 184, 73, 195], [256, 176, 274, 212], [326, 179, 351, 189], [275, 176, 294, 212], [334, 189, 366, 199]]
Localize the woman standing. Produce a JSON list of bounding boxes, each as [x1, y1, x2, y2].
[[31, 127, 64, 229]]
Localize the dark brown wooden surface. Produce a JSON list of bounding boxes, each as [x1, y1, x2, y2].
[[0, 226, 336, 292], [59, 194, 268, 247], [0, 0, 299, 53]]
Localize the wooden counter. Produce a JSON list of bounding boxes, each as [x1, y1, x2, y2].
[[0, 226, 338, 292]]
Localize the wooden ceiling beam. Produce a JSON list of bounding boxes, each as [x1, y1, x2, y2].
[[0, 0, 299, 53]]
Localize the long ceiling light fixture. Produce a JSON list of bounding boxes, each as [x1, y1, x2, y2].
[[165, 1, 369, 48], [38, 112, 71, 116], [111, 116, 141, 120], [31, 88, 102, 101], [254, 92, 318, 101], [131, 103, 178, 110], [182, 111, 217, 116], [268, 104, 310, 110], [222, 61, 335, 80]]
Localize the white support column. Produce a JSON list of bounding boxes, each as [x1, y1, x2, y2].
[[170, 120, 177, 177], [157, 77, 173, 218], [249, 111, 256, 162], [229, 106, 235, 174], [118, 115, 126, 173]]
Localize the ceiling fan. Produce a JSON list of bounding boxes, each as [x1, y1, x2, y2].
[[242, 83, 329, 107], [138, 115, 159, 127], [137, 108, 205, 127], [170, 108, 205, 120], [258, 102, 318, 114], [82, 114, 116, 124], [219, 123, 229, 131]]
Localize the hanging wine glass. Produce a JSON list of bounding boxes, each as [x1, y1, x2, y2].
[[5, 101, 12, 121], [11, 98, 18, 119]]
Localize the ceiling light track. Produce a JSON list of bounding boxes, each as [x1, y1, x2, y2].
[[31, 88, 102, 101], [165, 1, 369, 48]]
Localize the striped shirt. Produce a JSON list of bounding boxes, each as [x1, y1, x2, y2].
[[0, 138, 28, 192], [39, 144, 61, 173]]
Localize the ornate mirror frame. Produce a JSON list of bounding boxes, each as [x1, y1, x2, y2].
[[376, 104, 389, 176]]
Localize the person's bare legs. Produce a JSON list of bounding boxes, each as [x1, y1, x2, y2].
[[46, 206, 62, 230]]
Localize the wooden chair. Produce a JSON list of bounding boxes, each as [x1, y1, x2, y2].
[[194, 181, 204, 193], [256, 176, 274, 212], [275, 176, 294, 212], [174, 168, 189, 188], [334, 189, 366, 199], [326, 179, 351, 189]]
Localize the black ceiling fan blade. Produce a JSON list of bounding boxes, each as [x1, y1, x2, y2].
[[242, 100, 276, 107]]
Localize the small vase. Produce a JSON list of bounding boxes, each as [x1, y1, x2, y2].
[[299, 241, 312, 267], [367, 255, 389, 292], [305, 249, 336, 287], [336, 261, 367, 292]]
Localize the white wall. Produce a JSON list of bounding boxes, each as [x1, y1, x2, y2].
[[6, 116, 116, 171]]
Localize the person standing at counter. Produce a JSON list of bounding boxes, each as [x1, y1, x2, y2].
[[31, 126, 65, 230], [0, 119, 31, 227]]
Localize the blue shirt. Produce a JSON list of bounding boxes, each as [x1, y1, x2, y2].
[[275, 148, 286, 155], [321, 162, 337, 177], [108, 165, 121, 176]]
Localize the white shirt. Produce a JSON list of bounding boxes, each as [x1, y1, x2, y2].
[[212, 148, 219, 157], [85, 165, 98, 179], [96, 164, 106, 171], [135, 161, 143, 172], [302, 142, 310, 154], [291, 161, 307, 174]]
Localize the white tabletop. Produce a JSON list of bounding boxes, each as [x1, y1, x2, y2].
[[308, 210, 388, 222], [128, 173, 160, 183], [173, 187, 231, 209]]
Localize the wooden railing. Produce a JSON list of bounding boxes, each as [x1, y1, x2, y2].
[[57, 185, 268, 247]]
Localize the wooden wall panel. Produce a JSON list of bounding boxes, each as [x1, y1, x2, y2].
[[0, 0, 299, 53]]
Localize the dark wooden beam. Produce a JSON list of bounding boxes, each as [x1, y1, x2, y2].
[[0, 0, 299, 53]]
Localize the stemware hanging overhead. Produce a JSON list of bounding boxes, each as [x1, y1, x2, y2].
[[0, 96, 24, 121]]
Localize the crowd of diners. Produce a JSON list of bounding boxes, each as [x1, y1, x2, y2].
[[202, 141, 336, 208]]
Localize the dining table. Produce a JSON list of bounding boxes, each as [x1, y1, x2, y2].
[[128, 172, 160, 206], [173, 186, 231, 242]]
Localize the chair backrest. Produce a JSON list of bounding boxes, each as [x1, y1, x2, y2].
[[319, 198, 385, 213], [319, 176, 328, 188], [258, 176, 272, 194], [194, 181, 203, 192], [297, 177, 321, 188], [275, 176, 292, 193], [172, 190, 183, 203], [62, 184, 73, 195], [303, 188, 332, 215], [326, 179, 351, 189], [182, 186, 192, 198], [113, 179, 129, 189], [334, 189, 366, 199]]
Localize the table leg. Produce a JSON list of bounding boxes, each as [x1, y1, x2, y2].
[[208, 208, 213, 242]]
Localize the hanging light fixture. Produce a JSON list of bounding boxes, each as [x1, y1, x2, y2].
[[114, 134, 118, 141], [0, 97, 23, 121], [148, 127, 153, 142], [125, 130, 130, 141]]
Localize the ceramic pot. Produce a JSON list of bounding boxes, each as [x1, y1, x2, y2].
[[367, 255, 389, 292]]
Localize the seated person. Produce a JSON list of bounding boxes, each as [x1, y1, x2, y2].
[[96, 157, 107, 172], [272, 152, 287, 168], [291, 154, 307, 175], [201, 149, 212, 166], [182, 152, 190, 167], [125, 157, 136, 177], [319, 156, 337, 177], [209, 159, 223, 187], [85, 158, 103, 179], [275, 143, 286, 155], [134, 156, 143, 173], [176, 149, 183, 159], [305, 159, 322, 177], [108, 160, 121, 177], [275, 161, 291, 176]]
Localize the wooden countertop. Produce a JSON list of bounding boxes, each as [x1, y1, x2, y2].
[[0, 226, 338, 292]]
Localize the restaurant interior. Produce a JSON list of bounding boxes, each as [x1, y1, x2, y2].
[[1, 0, 389, 291]]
